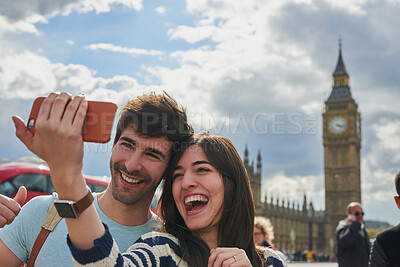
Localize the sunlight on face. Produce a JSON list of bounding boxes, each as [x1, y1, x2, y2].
[[172, 145, 224, 236], [109, 127, 172, 205]]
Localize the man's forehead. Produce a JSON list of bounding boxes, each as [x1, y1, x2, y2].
[[120, 127, 173, 150], [351, 205, 363, 211]]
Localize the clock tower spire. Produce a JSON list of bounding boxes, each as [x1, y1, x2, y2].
[[322, 40, 362, 251], [327, 39, 353, 103], [333, 37, 349, 87]]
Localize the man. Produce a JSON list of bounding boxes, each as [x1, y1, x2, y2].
[[335, 202, 370, 267], [0, 92, 193, 266], [369, 171, 400, 266]]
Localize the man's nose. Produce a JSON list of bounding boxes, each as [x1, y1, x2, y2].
[[125, 152, 143, 172]]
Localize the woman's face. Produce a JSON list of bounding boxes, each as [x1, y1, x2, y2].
[[172, 145, 225, 235], [254, 226, 265, 245]]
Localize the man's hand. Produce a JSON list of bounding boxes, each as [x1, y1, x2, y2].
[[0, 186, 27, 228], [12, 92, 88, 191], [347, 213, 356, 222]]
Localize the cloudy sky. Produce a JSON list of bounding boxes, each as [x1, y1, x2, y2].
[[1, 0, 399, 225]]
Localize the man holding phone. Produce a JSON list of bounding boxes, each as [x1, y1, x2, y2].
[[0, 92, 193, 266], [335, 202, 371, 267]]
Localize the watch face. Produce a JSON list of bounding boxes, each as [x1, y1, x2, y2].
[[329, 116, 347, 134], [54, 201, 78, 218]]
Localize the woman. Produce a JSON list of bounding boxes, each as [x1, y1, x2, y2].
[[68, 133, 285, 266], [159, 133, 267, 266], [254, 216, 276, 250]]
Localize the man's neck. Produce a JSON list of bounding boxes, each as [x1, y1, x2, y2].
[[96, 191, 153, 226]]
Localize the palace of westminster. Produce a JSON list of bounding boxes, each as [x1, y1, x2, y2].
[[246, 43, 362, 254]]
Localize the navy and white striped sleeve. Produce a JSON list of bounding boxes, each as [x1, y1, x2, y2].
[[67, 223, 187, 266], [262, 247, 287, 267]]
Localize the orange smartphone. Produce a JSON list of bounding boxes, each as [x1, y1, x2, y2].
[[27, 97, 118, 143]]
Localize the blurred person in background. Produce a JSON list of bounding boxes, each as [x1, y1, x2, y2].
[[254, 216, 276, 250], [335, 202, 370, 267], [255, 216, 288, 264]]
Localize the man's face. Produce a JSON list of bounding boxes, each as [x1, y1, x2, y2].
[[348, 205, 364, 223], [109, 126, 173, 205]]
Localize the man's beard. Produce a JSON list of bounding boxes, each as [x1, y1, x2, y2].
[[109, 160, 159, 205]]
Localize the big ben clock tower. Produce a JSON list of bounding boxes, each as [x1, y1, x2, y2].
[[323, 41, 362, 249]]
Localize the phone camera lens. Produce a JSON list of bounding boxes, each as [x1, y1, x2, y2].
[[27, 118, 35, 129]]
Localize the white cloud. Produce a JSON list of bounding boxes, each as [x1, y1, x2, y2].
[[66, 40, 75, 45], [151, 4, 328, 120], [0, 0, 143, 34], [373, 120, 400, 150], [75, 0, 143, 14], [0, 49, 161, 104], [51, 64, 163, 104], [0, 49, 56, 99], [262, 172, 325, 210], [301, 101, 322, 114], [359, 118, 400, 220], [155, 6, 166, 14], [86, 43, 164, 57], [168, 25, 217, 43], [0, 15, 40, 35], [365, 119, 400, 170], [323, 0, 367, 15]]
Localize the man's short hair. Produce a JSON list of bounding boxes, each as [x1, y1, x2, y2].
[[395, 171, 400, 195], [113, 92, 193, 159], [347, 202, 362, 212]]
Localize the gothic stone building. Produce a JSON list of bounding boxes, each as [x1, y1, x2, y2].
[[246, 44, 362, 254]]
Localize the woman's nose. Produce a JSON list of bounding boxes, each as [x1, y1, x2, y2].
[[181, 173, 197, 190]]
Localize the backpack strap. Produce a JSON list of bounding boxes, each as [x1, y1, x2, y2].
[[27, 196, 62, 267]]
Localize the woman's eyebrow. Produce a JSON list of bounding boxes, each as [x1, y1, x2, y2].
[[173, 160, 212, 172], [173, 166, 182, 171], [192, 160, 211, 166]]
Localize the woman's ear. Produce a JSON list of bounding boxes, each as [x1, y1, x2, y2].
[[394, 196, 400, 209]]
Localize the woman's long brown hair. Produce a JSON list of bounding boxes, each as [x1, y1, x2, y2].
[[159, 133, 263, 266]]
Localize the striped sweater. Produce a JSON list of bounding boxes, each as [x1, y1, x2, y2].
[[68, 224, 285, 267], [68, 224, 186, 266]]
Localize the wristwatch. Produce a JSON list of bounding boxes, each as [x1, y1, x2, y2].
[[54, 187, 94, 218]]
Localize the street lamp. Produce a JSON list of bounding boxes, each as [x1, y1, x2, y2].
[[290, 229, 296, 261]]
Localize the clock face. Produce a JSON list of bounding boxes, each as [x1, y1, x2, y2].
[[329, 116, 347, 134]]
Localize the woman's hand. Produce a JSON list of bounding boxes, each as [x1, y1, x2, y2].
[[208, 247, 252, 267]]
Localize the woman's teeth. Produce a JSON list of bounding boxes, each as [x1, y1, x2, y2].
[[185, 195, 208, 205], [184, 195, 208, 212]]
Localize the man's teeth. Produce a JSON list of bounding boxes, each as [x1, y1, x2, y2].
[[121, 173, 141, 184], [185, 195, 208, 204]]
